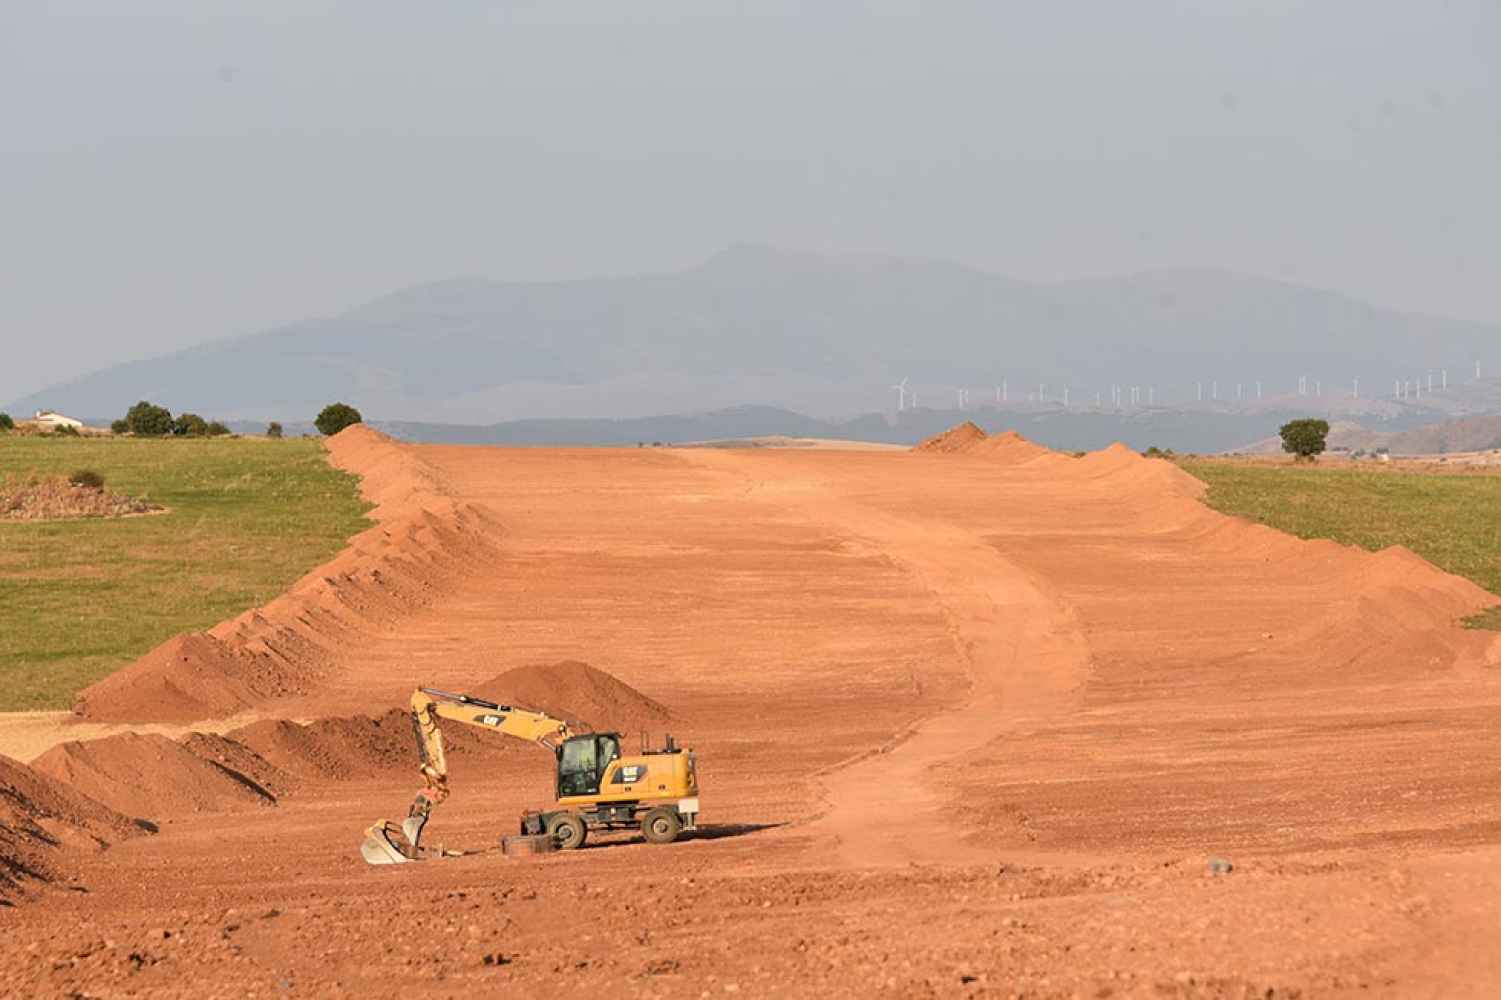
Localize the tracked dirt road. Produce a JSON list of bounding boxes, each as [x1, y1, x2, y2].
[[684, 449, 1092, 868], [4, 427, 1501, 998]]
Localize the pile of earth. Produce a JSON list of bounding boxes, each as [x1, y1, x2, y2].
[[912, 424, 1055, 464], [0, 473, 160, 521], [913, 421, 988, 453], [472, 660, 673, 734], [72, 425, 502, 726], [0, 753, 145, 902], [34, 662, 672, 825]]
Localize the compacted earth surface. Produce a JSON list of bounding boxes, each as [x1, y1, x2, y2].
[[2, 423, 1500, 998]]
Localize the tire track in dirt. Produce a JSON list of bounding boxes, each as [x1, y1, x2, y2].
[[681, 451, 1091, 868]]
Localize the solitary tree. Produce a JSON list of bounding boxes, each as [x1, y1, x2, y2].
[[173, 413, 209, 437], [206, 421, 231, 437], [266, 421, 284, 439], [0, 412, 13, 432], [124, 400, 174, 437], [1279, 418, 1330, 461], [315, 402, 362, 436]]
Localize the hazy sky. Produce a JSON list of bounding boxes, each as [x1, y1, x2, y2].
[[4, 1, 1498, 405]]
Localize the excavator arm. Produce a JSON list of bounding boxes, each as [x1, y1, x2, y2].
[[360, 687, 577, 864]]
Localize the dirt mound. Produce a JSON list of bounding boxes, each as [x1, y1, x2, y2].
[[914, 422, 988, 453], [74, 426, 503, 724], [471, 661, 672, 734], [1072, 443, 1206, 502], [0, 754, 143, 900], [0, 473, 161, 521], [228, 709, 436, 781], [913, 424, 1056, 464], [30, 734, 277, 819], [968, 429, 1055, 464], [73, 633, 288, 724]]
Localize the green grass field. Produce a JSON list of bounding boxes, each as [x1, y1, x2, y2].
[[0, 436, 370, 711], [1181, 459, 1501, 629]]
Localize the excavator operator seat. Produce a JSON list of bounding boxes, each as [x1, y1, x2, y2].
[[556, 733, 621, 797]]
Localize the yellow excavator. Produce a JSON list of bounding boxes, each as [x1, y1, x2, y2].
[[360, 687, 700, 864]]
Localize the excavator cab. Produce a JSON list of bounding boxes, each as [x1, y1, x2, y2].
[[556, 733, 621, 797]]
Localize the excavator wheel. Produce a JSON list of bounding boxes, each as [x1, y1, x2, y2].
[[547, 811, 588, 850], [641, 807, 682, 845]]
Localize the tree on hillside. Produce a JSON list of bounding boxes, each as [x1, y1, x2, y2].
[[1279, 418, 1330, 461], [266, 421, 284, 439], [0, 413, 13, 432], [173, 413, 209, 437], [315, 402, 362, 436], [125, 401, 173, 437]]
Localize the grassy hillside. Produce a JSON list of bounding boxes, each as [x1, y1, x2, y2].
[[1182, 459, 1501, 629], [0, 436, 370, 710]]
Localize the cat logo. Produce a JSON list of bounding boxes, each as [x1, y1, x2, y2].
[[479, 714, 504, 727]]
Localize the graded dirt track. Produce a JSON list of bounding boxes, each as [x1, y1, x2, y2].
[[4, 426, 1501, 998]]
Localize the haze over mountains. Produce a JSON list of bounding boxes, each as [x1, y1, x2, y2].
[[12, 246, 1499, 437]]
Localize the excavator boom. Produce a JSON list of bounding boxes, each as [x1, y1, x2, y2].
[[360, 687, 577, 864]]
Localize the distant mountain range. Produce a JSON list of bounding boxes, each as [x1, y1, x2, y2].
[[11, 245, 1500, 426]]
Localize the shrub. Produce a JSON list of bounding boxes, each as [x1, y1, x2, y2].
[[1279, 418, 1330, 461], [1143, 445, 1177, 459], [110, 419, 129, 435], [206, 421, 231, 437], [0, 412, 13, 431], [173, 413, 209, 437], [266, 421, 284, 439], [51, 423, 81, 437], [314, 402, 362, 436], [69, 469, 105, 490], [125, 400, 173, 437]]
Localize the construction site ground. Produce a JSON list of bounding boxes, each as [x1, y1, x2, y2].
[[3, 426, 1500, 998]]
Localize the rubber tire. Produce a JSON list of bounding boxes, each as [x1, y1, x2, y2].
[[641, 807, 682, 845], [547, 812, 588, 850]]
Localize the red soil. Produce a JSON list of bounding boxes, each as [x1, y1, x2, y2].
[[471, 660, 672, 733], [0, 754, 141, 901], [29, 734, 277, 819], [226, 709, 438, 782], [912, 420, 987, 452]]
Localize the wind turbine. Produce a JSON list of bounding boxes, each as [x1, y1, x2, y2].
[[890, 377, 909, 412]]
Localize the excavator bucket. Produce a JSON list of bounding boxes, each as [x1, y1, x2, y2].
[[360, 821, 417, 865], [359, 819, 469, 865]]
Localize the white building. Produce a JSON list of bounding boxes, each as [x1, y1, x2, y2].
[[34, 410, 84, 430]]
